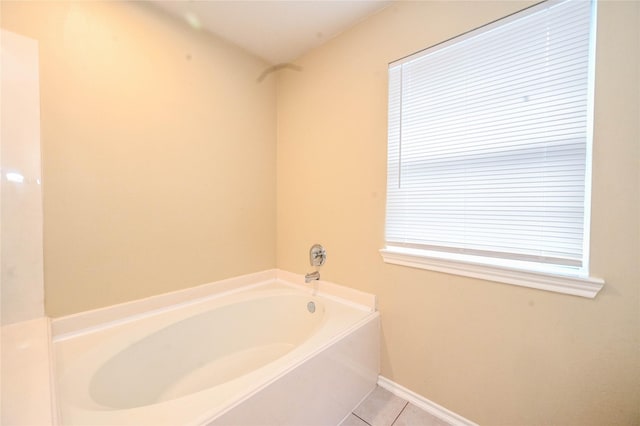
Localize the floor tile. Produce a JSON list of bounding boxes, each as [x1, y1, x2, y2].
[[392, 403, 452, 426], [340, 413, 371, 426], [353, 386, 407, 426]]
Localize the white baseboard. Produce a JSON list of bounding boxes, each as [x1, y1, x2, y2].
[[377, 376, 478, 426]]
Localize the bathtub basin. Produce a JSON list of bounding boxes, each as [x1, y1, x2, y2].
[[53, 272, 379, 425]]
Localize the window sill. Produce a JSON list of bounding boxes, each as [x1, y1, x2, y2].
[[379, 248, 604, 298]]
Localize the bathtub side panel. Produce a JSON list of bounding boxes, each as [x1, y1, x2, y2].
[[207, 314, 380, 426]]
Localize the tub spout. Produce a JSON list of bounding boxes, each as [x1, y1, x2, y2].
[[305, 271, 320, 283]]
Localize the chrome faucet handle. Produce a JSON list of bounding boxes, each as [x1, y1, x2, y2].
[[309, 244, 326, 266]]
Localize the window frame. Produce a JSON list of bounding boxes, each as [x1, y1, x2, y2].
[[381, 0, 604, 298]]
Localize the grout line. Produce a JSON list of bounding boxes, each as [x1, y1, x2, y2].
[[352, 412, 372, 426], [390, 401, 409, 426]]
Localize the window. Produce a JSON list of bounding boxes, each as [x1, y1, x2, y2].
[[382, 0, 604, 297]]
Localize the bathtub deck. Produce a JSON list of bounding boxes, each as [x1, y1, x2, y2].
[[1, 317, 56, 426]]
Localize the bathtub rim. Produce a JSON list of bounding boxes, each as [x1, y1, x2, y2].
[[51, 269, 376, 342]]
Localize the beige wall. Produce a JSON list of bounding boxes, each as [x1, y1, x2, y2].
[[1, 1, 277, 317], [2, 0, 638, 423], [277, 1, 639, 425]]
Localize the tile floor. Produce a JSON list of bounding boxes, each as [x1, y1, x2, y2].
[[340, 386, 453, 426]]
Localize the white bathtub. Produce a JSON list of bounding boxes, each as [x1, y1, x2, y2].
[[53, 271, 379, 426]]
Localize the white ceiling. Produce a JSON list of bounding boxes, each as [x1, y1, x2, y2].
[[152, 1, 392, 64]]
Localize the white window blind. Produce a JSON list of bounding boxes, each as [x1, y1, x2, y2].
[[385, 0, 596, 275]]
